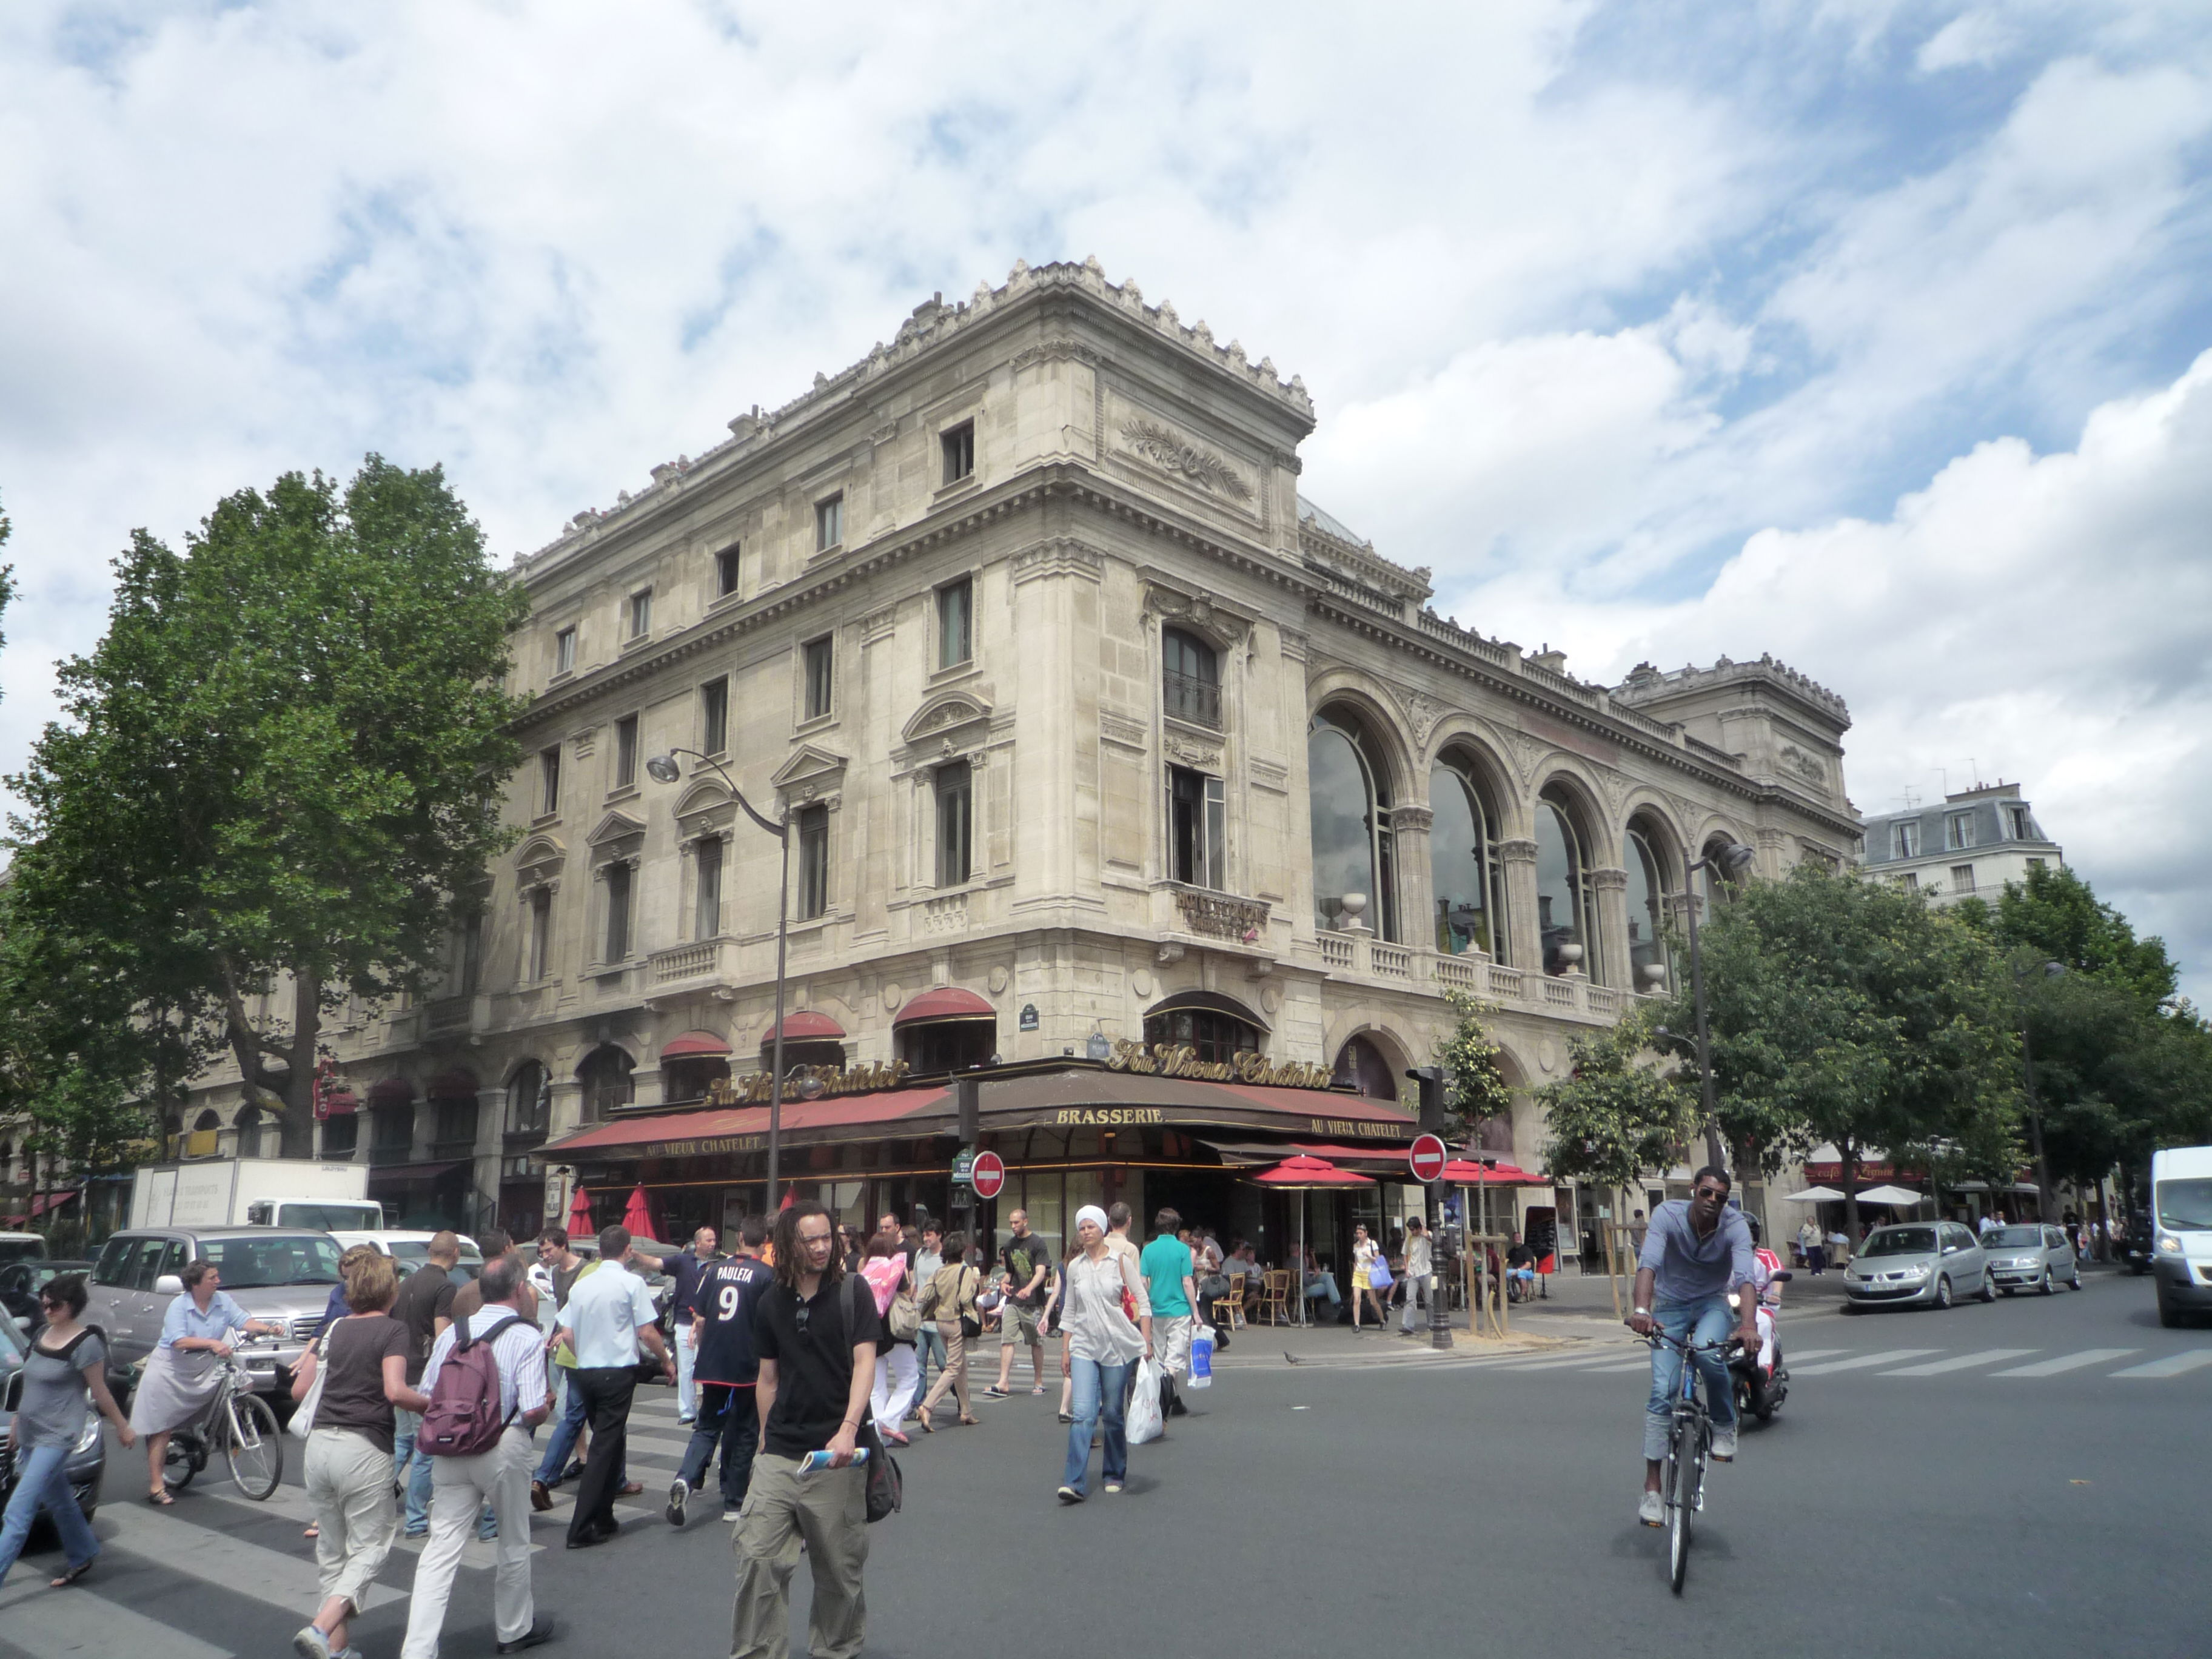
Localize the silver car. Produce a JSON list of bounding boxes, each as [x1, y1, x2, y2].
[[84, 1227, 344, 1398], [1982, 1224, 2082, 1295], [1842, 1221, 1995, 1310]]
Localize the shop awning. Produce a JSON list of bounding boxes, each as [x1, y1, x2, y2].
[[426, 1069, 479, 1099], [893, 987, 996, 1025], [1201, 1140, 1415, 1168], [365, 1160, 466, 1187], [761, 1012, 846, 1044], [661, 1030, 733, 1058], [3, 1189, 78, 1225], [369, 1078, 415, 1105]]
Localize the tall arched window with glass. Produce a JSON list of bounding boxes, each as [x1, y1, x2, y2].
[[1429, 756, 1508, 959], [1307, 709, 1397, 941], [1534, 786, 1602, 982], [1623, 820, 1675, 993]]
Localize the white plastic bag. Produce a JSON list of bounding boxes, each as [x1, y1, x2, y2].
[[1126, 1356, 1164, 1444]]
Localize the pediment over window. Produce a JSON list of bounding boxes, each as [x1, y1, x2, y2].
[[586, 808, 647, 848], [514, 832, 566, 870], [673, 780, 733, 820], [770, 743, 850, 793], [900, 690, 993, 747]]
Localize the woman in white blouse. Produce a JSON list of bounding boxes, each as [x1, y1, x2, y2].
[[1055, 1206, 1151, 1503]]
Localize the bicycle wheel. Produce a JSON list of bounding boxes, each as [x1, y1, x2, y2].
[[1669, 1416, 1700, 1594], [161, 1432, 199, 1494], [224, 1393, 284, 1500]]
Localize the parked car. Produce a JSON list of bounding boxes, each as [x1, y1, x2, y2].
[[0, 1299, 107, 1529], [84, 1227, 343, 1399], [1982, 1225, 2082, 1295], [330, 1230, 484, 1285], [1842, 1222, 1994, 1310], [0, 1233, 49, 1267], [1, 1259, 97, 1336]]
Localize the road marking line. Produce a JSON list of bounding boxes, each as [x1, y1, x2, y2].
[[1989, 1348, 2137, 1377], [1786, 1349, 1939, 1375], [101, 1502, 326, 1614], [0, 1578, 233, 1658], [1772, 1349, 1847, 1365], [1879, 1349, 2037, 1376], [2108, 1350, 2212, 1379]]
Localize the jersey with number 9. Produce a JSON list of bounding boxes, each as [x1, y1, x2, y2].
[[694, 1255, 777, 1386]]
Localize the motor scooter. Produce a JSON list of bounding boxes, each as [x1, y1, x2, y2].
[[1727, 1270, 1791, 1423]]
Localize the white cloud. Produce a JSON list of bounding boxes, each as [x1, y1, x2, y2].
[[1919, 11, 2019, 72]]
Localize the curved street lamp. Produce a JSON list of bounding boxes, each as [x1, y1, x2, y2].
[[1684, 840, 1757, 1173], [644, 748, 791, 1210]]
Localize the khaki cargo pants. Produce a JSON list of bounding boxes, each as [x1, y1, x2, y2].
[[730, 1453, 868, 1659]]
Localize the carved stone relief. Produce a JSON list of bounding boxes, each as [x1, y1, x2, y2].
[[1117, 417, 1254, 501]]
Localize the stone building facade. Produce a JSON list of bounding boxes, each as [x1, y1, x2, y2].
[[177, 261, 1859, 1262]]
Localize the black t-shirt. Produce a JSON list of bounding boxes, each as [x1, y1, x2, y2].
[[391, 1262, 459, 1386], [752, 1272, 883, 1458], [1507, 1244, 1534, 1269], [694, 1256, 776, 1386], [1000, 1234, 1051, 1306], [315, 1313, 411, 1455]]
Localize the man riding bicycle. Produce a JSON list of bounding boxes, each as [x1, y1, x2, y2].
[[1626, 1166, 1761, 1527]]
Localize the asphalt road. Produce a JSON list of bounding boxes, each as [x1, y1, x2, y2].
[[4, 1266, 2205, 1659]]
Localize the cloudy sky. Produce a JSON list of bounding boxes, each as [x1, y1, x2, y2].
[[3, 1, 2209, 1000]]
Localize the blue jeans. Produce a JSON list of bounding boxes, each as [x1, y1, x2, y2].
[[914, 1325, 947, 1400], [533, 1372, 589, 1484], [1644, 1295, 1737, 1461], [677, 1382, 758, 1512], [0, 1443, 99, 1589], [394, 1407, 436, 1532], [1063, 1356, 1131, 1496]]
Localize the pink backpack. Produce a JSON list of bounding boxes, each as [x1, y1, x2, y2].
[[421, 1314, 524, 1457]]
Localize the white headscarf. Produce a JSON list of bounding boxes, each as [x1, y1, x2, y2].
[[1074, 1204, 1110, 1238]]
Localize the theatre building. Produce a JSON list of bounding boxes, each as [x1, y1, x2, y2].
[[174, 261, 1858, 1269]]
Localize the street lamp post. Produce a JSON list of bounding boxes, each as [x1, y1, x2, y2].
[[645, 748, 791, 1210], [1683, 842, 1757, 1174]]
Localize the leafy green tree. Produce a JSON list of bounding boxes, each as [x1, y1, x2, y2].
[[1434, 990, 1517, 1150], [1963, 863, 2179, 1008], [1538, 1008, 1700, 1198], [7, 458, 528, 1158], [1678, 865, 2022, 1243]]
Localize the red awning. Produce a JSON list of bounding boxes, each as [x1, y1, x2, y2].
[[543, 1083, 953, 1157], [369, 1078, 415, 1105], [318, 1088, 359, 1119], [892, 987, 994, 1025], [760, 1012, 846, 1045], [1440, 1160, 1548, 1185], [660, 1030, 733, 1059], [426, 1069, 479, 1099], [3, 1190, 78, 1225]]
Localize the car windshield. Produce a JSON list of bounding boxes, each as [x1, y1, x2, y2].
[[2155, 1178, 2212, 1233], [201, 1234, 343, 1288], [1985, 1227, 2043, 1248], [1863, 1227, 1937, 1256], [279, 1204, 382, 1232]]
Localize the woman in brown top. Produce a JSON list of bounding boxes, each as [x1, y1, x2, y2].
[[913, 1231, 982, 1430], [289, 1247, 431, 1659]]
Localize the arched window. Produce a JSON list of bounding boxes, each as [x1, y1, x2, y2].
[[505, 1062, 550, 1140], [1535, 785, 1603, 982], [1331, 1035, 1399, 1101], [1429, 754, 1509, 958], [1162, 627, 1220, 729], [234, 1104, 263, 1159], [1624, 818, 1678, 992], [578, 1046, 635, 1121], [1308, 708, 1398, 941], [1700, 834, 1750, 908], [1144, 993, 1264, 1064]]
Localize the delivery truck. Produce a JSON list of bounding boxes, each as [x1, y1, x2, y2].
[[129, 1157, 383, 1232]]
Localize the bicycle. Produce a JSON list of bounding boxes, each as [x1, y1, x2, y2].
[[1643, 1327, 1738, 1595], [158, 1336, 285, 1501]]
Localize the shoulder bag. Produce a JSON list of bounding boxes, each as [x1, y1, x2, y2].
[[840, 1277, 903, 1521]]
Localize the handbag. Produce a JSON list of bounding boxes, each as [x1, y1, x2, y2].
[[886, 1289, 921, 1344], [287, 1336, 330, 1441], [1366, 1256, 1393, 1291]]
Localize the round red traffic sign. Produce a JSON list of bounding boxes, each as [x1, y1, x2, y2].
[[1409, 1134, 1448, 1183], [971, 1150, 1007, 1200]]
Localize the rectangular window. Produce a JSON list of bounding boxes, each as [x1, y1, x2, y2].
[[614, 715, 639, 790], [603, 862, 633, 961], [935, 762, 973, 887], [700, 677, 730, 756], [2026, 856, 2046, 871], [1946, 813, 1974, 851], [1899, 871, 1919, 891], [538, 745, 562, 816], [936, 577, 972, 671], [554, 626, 577, 675], [1951, 865, 1977, 892], [1894, 822, 1920, 859], [628, 589, 652, 640], [716, 544, 742, 598], [796, 804, 829, 920], [815, 494, 843, 552], [803, 635, 834, 720], [1168, 765, 1228, 890], [695, 834, 724, 939], [528, 888, 553, 981], [941, 421, 974, 485], [2009, 805, 2034, 839]]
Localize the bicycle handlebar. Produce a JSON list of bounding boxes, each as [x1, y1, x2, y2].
[[1635, 1327, 1742, 1356]]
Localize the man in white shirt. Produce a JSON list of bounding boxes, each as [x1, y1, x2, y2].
[[400, 1255, 554, 1658], [555, 1224, 674, 1549], [1398, 1218, 1435, 1335], [1977, 1211, 2002, 1236]]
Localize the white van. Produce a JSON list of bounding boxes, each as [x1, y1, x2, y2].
[[2149, 1145, 2212, 1327]]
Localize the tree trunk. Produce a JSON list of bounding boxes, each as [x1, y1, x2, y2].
[[276, 971, 323, 1158], [1841, 1141, 1862, 1251]]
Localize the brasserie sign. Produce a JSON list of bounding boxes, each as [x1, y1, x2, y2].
[[703, 1059, 913, 1107], [1102, 1039, 1335, 1090]]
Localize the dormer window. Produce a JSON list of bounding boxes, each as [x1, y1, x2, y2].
[[1162, 627, 1220, 729], [1946, 813, 1974, 851], [1894, 822, 1920, 859]]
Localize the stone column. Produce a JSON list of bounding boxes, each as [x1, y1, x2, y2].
[[474, 1086, 506, 1235], [1590, 866, 1631, 992], [1497, 838, 1541, 974], [1389, 803, 1436, 956]]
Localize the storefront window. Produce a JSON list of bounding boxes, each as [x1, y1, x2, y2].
[[1308, 708, 1396, 939], [1430, 756, 1507, 957], [898, 1021, 995, 1073]]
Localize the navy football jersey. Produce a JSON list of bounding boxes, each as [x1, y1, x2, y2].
[[694, 1255, 776, 1385]]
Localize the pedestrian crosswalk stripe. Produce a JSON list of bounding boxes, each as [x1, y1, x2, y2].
[[1879, 1349, 2038, 1376], [0, 1574, 233, 1659], [1786, 1349, 1940, 1375], [2108, 1349, 2212, 1379], [1989, 1348, 2137, 1377], [102, 1501, 326, 1615]]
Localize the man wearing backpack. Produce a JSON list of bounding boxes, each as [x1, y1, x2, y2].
[[732, 1199, 882, 1659], [400, 1254, 553, 1658], [556, 1225, 674, 1550]]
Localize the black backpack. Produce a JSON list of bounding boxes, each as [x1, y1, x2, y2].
[[842, 1276, 902, 1523]]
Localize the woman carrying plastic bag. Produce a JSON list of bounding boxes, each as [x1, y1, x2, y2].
[[1056, 1206, 1153, 1500]]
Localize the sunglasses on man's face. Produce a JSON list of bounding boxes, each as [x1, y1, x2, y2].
[[1694, 1186, 1727, 1202]]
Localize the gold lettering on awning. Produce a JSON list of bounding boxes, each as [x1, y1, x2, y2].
[[1102, 1040, 1333, 1090]]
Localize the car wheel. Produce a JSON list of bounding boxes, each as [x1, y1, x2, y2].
[[1934, 1276, 1954, 1310], [2157, 1290, 2181, 1329], [2038, 1269, 2054, 1296], [2068, 1268, 2082, 1290], [1980, 1270, 1997, 1302]]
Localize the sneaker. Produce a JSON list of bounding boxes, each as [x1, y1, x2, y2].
[[722, 1506, 743, 1522], [1711, 1426, 1738, 1463], [676, 1415, 695, 1426], [293, 1627, 334, 1659], [666, 1478, 689, 1527], [1056, 1484, 1084, 1504], [1102, 1480, 1124, 1494], [1638, 1490, 1664, 1527]]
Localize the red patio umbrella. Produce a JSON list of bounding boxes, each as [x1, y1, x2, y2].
[[567, 1184, 595, 1235], [1247, 1156, 1374, 1327], [622, 1183, 659, 1242]]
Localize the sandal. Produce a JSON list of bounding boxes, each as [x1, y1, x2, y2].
[[50, 1560, 95, 1588], [982, 1386, 1009, 1398], [147, 1490, 175, 1507], [1030, 1386, 1046, 1395], [958, 1415, 980, 1427], [303, 1524, 320, 1539], [918, 1416, 935, 1435]]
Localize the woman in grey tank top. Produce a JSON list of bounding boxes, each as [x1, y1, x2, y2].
[[0, 1273, 135, 1590]]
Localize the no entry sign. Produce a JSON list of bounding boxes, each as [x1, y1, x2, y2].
[[970, 1150, 1007, 1199], [1409, 1134, 1447, 1183]]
